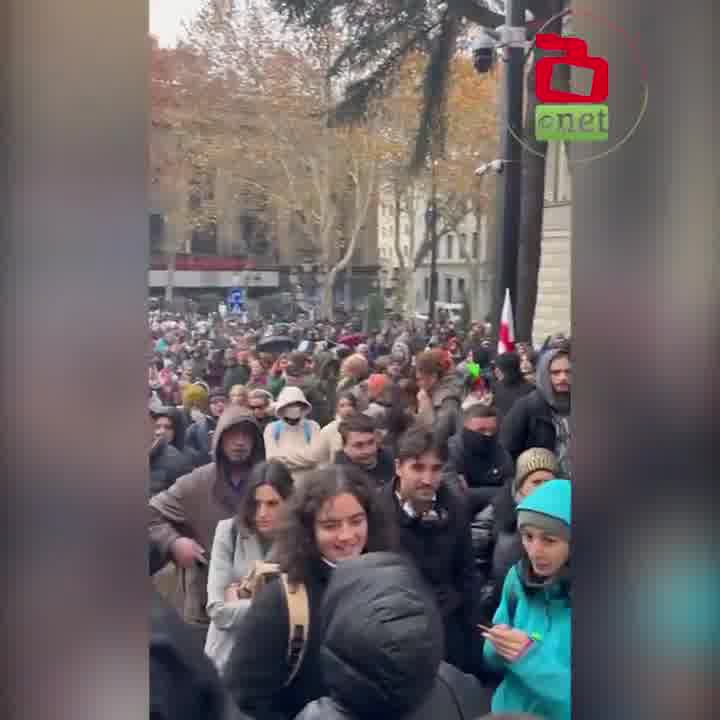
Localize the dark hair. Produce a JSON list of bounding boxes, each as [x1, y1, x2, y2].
[[463, 404, 497, 421], [338, 412, 376, 444], [396, 425, 449, 464], [272, 465, 396, 584], [415, 350, 444, 377], [494, 352, 524, 385], [248, 388, 272, 405], [336, 391, 358, 411], [238, 461, 293, 533]]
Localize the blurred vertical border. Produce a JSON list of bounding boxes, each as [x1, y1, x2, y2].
[[2, 1, 148, 719], [573, 1, 718, 719]]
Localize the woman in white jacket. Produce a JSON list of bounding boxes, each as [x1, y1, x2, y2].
[[204, 461, 293, 672]]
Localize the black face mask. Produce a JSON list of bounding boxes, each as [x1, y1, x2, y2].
[[284, 416, 302, 426], [462, 428, 496, 456]]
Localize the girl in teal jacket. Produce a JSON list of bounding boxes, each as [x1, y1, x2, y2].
[[481, 478, 571, 720]]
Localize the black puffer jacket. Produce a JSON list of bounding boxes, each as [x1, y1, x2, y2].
[[471, 483, 523, 625], [498, 390, 556, 460], [294, 552, 490, 720], [149, 438, 193, 497]]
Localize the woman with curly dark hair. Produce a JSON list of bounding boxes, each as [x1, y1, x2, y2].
[[224, 465, 397, 720]]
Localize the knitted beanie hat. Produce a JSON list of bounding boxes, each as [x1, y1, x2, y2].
[[513, 447, 560, 496]]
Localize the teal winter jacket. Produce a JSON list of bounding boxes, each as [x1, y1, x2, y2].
[[483, 479, 571, 720]]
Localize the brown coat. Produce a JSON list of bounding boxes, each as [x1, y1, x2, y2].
[[149, 406, 265, 625]]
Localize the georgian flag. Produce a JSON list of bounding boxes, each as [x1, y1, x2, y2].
[[497, 288, 516, 355]]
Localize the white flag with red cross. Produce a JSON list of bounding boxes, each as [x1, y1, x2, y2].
[[497, 289, 516, 355]]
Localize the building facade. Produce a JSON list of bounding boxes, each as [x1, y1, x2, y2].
[[377, 184, 492, 320]]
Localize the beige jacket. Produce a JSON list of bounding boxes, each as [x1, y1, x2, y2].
[[263, 418, 321, 483]]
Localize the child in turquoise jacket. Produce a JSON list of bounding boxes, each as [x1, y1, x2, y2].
[[481, 478, 571, 720]]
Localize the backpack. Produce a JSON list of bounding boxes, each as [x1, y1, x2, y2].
[[230, 523, 310, 687], [271, 419, 313, 445]]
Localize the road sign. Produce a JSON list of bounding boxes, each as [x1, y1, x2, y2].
[[227, 287, 245, 314]]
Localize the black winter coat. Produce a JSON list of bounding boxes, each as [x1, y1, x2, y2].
[[151, 590, 251, 720], [498, 389, 557, 460], [471, 483, 522, 625], [294, 552, 490, 720], [224, 559, 333, 720], [185, 415, 218, 468], [493, 379, 535, 428], [442, 433, 514, 514], [149, 439, 193, 497], [334, 449, 395, 489], [380, 482, 474, 670]]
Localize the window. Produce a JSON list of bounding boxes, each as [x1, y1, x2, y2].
[[446, 234, 454, 259], [424, 276, 430, 300], [458, 277, 466, 297], [472, 231, 479, 259], [460, 233, 467, 257], [149, 212, 165, 253], [191, 221, 218, 254], [445, 277, 453, 302]]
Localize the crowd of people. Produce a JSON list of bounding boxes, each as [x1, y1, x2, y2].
[[148, 310, 572, 720]]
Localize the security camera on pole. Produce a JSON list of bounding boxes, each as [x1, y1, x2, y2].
[[472, 1, 527, 338]]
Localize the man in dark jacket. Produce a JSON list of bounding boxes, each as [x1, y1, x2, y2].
[[222, 349, 250, 395], [415, 349, 463, 441], [296, 552, 490, 720], [149, 407, 265, 631], [491, 352, 535, 428], [442, 404, 514, 514], [149, 403, 193, 497], [499, 347, 572, 478], [381, 426, 475, 672], [185, 388, 227, 468], [335, 413, 395, 488]]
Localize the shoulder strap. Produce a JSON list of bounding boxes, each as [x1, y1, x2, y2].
[[280, 574, 310, 687], [272, 420, 283, 444], [303, 420, 312, 444]]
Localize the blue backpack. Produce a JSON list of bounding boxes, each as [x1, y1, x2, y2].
[[271, 420, 313, 445]]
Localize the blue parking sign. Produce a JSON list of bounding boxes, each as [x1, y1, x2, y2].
[[227, 287, 245, 314]]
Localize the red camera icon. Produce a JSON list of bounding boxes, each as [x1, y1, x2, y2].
[[535, 33, 608, 103]]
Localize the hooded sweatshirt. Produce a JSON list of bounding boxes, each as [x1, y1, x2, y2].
[[484, 479, 571, 720], [535, 349, 571, 478], [149, 406, 266, 625], [297, 552, 490, 720]]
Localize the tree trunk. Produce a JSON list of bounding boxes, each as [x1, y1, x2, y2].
[[164, 249, 176, 304], [515, 2, 566, 342]]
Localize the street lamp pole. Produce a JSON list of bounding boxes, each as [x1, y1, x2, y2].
[[427, 160, 439, 324], [493, 0, 526, 334]]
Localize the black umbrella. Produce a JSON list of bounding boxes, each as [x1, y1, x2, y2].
[[256, 335, 295, 354]]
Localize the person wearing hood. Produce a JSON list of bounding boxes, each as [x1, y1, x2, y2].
[[149, 406, 266, 635], [499, 348, 572, 479], [471, 448, 560, 629], [284, 353, 331, 428], [415, 349, 463, 441], [149, 405, 193, 497], [264, 386, 321, 483], [185, 388, 228, 468], [442, 404, 514, 514], [481, 479, 571, 720], [295, 552, 491, 720], [492, 353, 535, 429]]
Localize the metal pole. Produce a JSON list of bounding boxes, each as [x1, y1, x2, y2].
[[493, 0, 526, 334], [428, 163, 439, 324]]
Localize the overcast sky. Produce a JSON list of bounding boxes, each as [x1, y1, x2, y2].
[[150, 0, 205, 46]]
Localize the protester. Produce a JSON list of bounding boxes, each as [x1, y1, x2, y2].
[[205, 461, 293, 673], [247, 389, 275, 433], [335, 412, 395, 488], [246, 355, 269, 391], [500, 348, 571, 478], [284, 352, 331, 427], [472, 448, 560, 627], [149, 407, 266, 637], [223, 350, 250, 396], [151, 404, 190, 456], [443, 404, 513, 512], [337, 353, 370, 410], [229, 385, 249, 409], [263, 386, 320, 482], [364, 372, 393, 424], [296, 552, 491, 720], [492, 353, 535, 428], [381, 426, 474, 671], [182, 382, 211, 425], [415, 349, 463, 440], [149, 407, 193, 497], [224, 465, 397, 720], [482, 479, 570, 720], [185, 388, 227, 468]]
